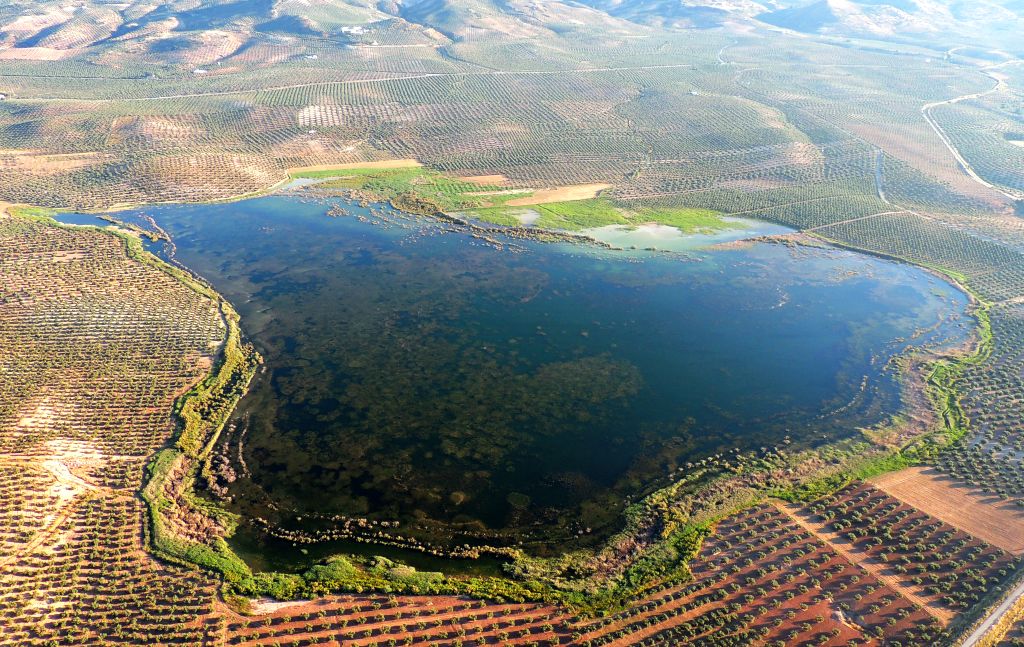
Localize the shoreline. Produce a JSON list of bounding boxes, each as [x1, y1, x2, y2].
[[7, 180, 995, 615]]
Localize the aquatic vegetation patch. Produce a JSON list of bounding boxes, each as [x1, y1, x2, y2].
[[469, 197, 736, 233], [291, 165, 510, 213]]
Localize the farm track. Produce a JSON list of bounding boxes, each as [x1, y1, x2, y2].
[[0, 453, 118, 569], [735, 53, 1020, 210], [14, 63, 698, 103], [804, 210, 906, 232], [921, 65, 1024, 202], [961, 576, 1024, 647]]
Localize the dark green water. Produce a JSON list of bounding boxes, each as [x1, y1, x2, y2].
[[63, 196, 970, 561]]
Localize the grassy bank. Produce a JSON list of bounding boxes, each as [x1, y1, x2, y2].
[[127, 232, 261, 584], [292, 165, 736, 234]]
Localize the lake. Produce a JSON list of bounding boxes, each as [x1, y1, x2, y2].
[[59, 196, 971, 563]]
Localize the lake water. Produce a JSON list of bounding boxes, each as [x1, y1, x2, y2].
[[58, 196, 971, 561]]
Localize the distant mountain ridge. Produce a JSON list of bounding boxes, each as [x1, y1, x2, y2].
[[757, 0, 1024, 48], [0, 0, 1020, 59], [573, 0, 777, 29]]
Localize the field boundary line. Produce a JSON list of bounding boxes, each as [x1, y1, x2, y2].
[[921, 67, 1024, 202]]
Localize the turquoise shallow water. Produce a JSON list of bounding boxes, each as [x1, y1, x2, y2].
[[58, 196, 971, 559], [578, 216, 792, 251]]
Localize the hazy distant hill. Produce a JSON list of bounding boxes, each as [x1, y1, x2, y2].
[[757, 0, 1024, 52], [0, 0, 1020, 60], [576, 0, 775, 29]]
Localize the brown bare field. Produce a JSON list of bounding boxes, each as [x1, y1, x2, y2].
[[504, 183, 612, 206], [872, 466, 1024, 554]]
